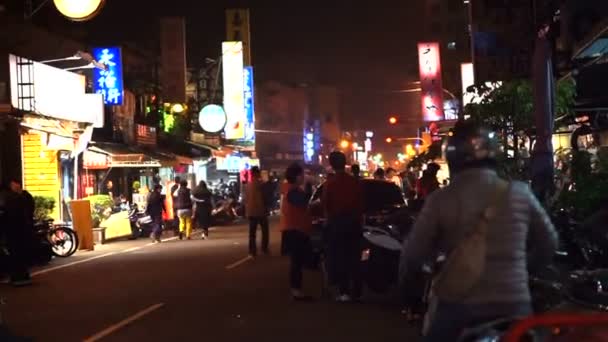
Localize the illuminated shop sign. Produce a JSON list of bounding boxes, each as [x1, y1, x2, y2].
[[242, 66, 255, 143], [222, 41, 245, 140], [418, 42, 444, 121], [92, 47, 124, 105]]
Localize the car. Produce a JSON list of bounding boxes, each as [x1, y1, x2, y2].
[[308, 178, 407, 227]]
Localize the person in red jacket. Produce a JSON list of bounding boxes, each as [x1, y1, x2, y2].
[[280, 163, 313, 301]]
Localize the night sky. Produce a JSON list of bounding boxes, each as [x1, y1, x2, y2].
[[5, 0, 426, 135]]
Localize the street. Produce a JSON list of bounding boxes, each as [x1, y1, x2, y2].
[[2, 220, 420, 342]]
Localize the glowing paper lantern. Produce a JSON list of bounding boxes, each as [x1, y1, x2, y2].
[[53, 0, 105, 21]]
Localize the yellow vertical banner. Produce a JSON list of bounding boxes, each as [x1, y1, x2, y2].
[[70, 200, 94, 251], [226, 8, 251, 66]]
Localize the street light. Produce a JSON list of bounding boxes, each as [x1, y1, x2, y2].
[[340, 140, 349, 149], [389, 116, 398, 125], [385, 137, 393, 144]]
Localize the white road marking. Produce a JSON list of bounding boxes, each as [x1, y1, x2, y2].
[[31, 252, 117, 277], [225, 255, 253, 270], [33, 237, 180, 277], [82, 303, 164, 342]]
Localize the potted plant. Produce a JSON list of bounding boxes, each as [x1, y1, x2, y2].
[[33, 196, 55, 222]]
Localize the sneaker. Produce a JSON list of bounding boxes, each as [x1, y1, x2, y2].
[[186, 236, 191, 240], [201, 233, 208, 240], [178, 232, 184, 240], [335, 294, 351, 303]]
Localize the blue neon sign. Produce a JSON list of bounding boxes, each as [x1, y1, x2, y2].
[[92, 47, 124, 105], [303, 120, 321, 164], [242, 66, 255, 142]]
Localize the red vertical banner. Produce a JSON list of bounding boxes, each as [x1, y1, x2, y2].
[[418, 42, 445, 122]]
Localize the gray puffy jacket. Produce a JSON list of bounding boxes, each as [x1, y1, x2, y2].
[[404, 168, 558, 304]]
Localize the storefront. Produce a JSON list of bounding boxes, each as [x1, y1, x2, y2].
[[8, 54, 103, 221], [83, 143, 162, 205]]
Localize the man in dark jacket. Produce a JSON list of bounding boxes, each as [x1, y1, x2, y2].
[[146, 184, 165, 243], [1, 183, 32, 286]]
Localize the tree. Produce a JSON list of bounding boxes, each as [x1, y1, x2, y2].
[[464, 79, 576, 179]]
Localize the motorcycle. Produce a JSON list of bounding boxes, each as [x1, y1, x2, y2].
[[127, 204, 154, 238]]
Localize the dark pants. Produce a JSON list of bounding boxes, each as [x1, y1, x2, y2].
[[248, 216, 269, 255], [195, 205, 212, 234], [151, 215, 162, 240], [424, 301, 532, 342], [328, 218, 362, 298], [283, 230, 312, 290], [6, 231, 31, 282]]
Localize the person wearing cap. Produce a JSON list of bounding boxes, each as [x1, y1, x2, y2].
[[322, 151, 364, 302]]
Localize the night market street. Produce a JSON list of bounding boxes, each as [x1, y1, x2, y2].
[[1, 219, 419, 342]]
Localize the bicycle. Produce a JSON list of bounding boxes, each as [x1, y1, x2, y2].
[[35, 220, 79, 258]]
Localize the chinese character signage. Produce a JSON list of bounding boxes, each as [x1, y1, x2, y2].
[[242, 66, 255, 143], [93, 47, 124, 105], [417, 42, 444, 121], [226, 9, 252, 66], [222, 41, 246, 140]]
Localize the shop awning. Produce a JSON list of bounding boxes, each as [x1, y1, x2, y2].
[[574, 19, 608, 61], [87, 143, 162, 168]]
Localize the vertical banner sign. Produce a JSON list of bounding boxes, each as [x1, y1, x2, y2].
[[222, 41, 246, 140], [461, 63, 475, 107], [226, 9, 252, 66], [243, 66, 255, 143], [160, 17, 187, 103], [417, 42, 444, 121], [92, 47, 124, 105]]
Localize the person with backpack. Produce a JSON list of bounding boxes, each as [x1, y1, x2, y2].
[[401, 121, 558, 341]]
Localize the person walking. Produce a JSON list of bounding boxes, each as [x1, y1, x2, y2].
[[323, 151, 364, 302], [192, 181, 213, 239], [402, 121, 558, 341], [245, 167, 270, 256], [146, 183, 165, 243], [170, 176, 182, 235], [174, 180, 193, 240], [280, 163, 314, 300]]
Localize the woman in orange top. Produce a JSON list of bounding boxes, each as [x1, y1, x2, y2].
[[280, 163, 313, 301]]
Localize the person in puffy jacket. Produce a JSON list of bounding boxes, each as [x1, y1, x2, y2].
[[402, 121, 558, 341], [174, 180, 193, 240]]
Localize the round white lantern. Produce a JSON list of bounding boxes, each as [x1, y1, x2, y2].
[[199, 105, 227, 134], [53, 0, 105, 22]]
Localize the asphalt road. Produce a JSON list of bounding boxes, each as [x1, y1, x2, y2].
[[2, 220, 421, 342]]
